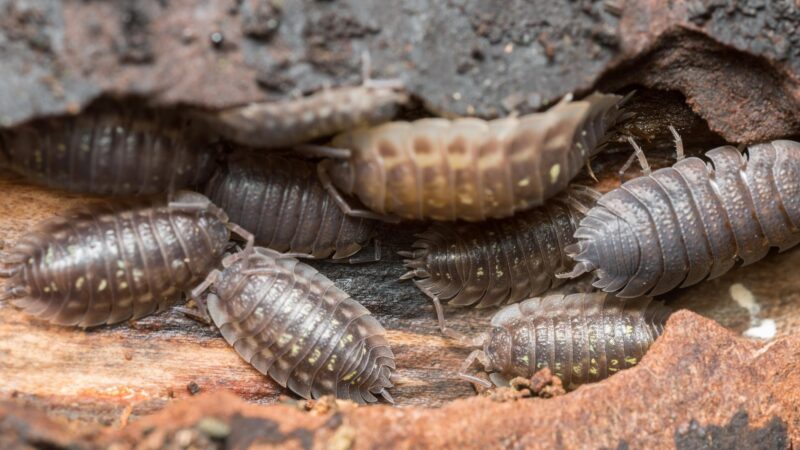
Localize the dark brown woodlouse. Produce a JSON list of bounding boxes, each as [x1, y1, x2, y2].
[[0, 109, 218, 196], [192, 247, 395, 404], [197, 83, 408, 149], [204, 153, 377, 261], [313, 92, 628, 222], [457, 293, 671, 390], [560, 131, 800, 298], [0, 191, 251, 327], [399, 186, 600, 323]]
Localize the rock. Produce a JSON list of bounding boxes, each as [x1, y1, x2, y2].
[[0, 0, 795, 142]]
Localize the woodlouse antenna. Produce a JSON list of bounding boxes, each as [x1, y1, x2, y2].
[[360, 50, 404, 90], [669, 125, 685, 161], [294, 144, 352, 160]]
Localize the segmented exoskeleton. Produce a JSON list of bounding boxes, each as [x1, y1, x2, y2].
[[400, 186, 600, 315], [457, 293, 671, 390], [314, 92, 628, 222], [193, 247, 395, 404], [0, 191, 250, 327], [197, 83, 408, 149], [560, 132, 800, 298], [0, 109, 218, 196], [205, 153, 376, 260]]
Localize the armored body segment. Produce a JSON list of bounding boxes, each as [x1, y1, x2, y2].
[[0, 109, 217, 196], [205, 154, 375, 259], [203, 247, 395, 404], [481, 293, 670, 390], [563, 141, 800, 298], [325, 93, 625, 221], [402, 186, 600, 309], [0, 192, 231, 327]]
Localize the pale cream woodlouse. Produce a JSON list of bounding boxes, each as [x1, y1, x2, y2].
[[0, 191, 251, 327], [0, 108, 218, 196], [560, 129, 800, 298], [204, 153, 377, 261], [456, 292, 671, 390], [313, 92, 628, 222], [191, 247, 395, 404]]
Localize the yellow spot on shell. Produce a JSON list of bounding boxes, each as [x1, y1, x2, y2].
[[625, 356, 638, 365], [308, 348, 321, 364], [341, 371, 358, 381], [518, 177, 530, 187], [476, 267, 484, 277], [119, 282, 128, 290], [98, 279, 107, 292], [75, 277, 85, 289], [549, 164, 561, 184], [589, 367, 599, 375]]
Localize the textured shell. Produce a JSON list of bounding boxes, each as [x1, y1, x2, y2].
[[485, 293, 670, 390], [327, 92, 624, 221], [199, 85, 408, 149], [0, 192, 230, 327], [563, 140, 800, 298], [205, 153, 375, 259], [206, 247, 395, 404], [403, 185, 600, 308], [0, 109, 217, 196]]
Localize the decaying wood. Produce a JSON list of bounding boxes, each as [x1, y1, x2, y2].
[[3, 141, 799, 425]]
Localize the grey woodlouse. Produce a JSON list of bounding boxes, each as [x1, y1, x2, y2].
[[399, 185, 600, 322], [313, 92, 628, 222], [560, 130, 800, 298], [198, 83, 408, 149], [192, 247, 395, 404], [205, 153, 377, 260], [0, 109, 218, 196], [457, 293, 671, 390], [0, 191, 251, 327]]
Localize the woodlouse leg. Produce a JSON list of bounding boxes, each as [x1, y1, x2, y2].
[[617, 150, 638, 183], [585, 159, 599, 182], [360, 50, 404, 90], [625, 137, 651, 176], [189, 269, 221, 300], [294, 144, 352, 160], [669, 125, 685, 161], [317, 162, 402, 223], [344, 240, 382, 264], [227, 223, 255, 257], [0, 266, 20, 278], [458, 350, 492, 389]]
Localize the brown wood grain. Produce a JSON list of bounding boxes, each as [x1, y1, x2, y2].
[[2, 151, 799, 425]]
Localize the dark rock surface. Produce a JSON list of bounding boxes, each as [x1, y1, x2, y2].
[[0, 0, 796, 142]]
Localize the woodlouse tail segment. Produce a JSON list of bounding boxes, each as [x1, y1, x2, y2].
[[458, 350, 492, 389], [378, 388, 395, 404], [557, 241, 597, 279]]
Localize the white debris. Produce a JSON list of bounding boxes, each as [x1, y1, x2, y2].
[[743, 319, 777, 341], [729, 283, 776, 341]]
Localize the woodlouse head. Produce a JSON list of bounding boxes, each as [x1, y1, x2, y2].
[[484, 327, 511, 373]]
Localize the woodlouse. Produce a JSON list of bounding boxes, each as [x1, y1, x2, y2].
[[560, 131, 800, 298], [314, 92, 627, 222], [0, 191, 250, 327], [400, 185, 600, 321], [0, 109, 218, 196], [457, 293, 671, 390], [205, 153, 377, 260], [198, 83, 408, 149], [192, 247, 395, 404]]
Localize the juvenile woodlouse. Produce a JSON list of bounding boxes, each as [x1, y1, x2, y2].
[[400, 185, 600, 321], [560, 130, 800, 298], [314, 92, 627, 222], [457, 292, 671, 390], [0, 109, 218, 196], [192, 247, 395, 404], [205, 153, 377, 260], [198, 83, 408, 149], [0, 191, 251, 327]]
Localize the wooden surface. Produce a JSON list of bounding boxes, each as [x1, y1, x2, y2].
[[2, 142, 800, 425]]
